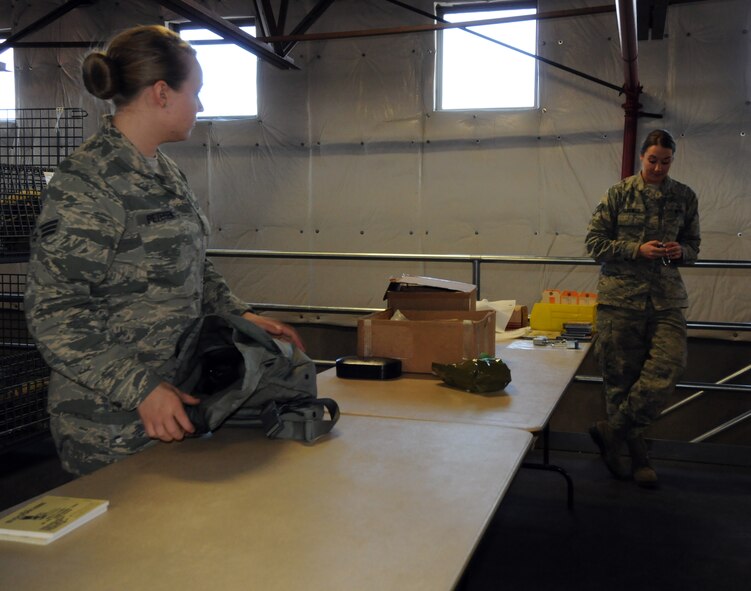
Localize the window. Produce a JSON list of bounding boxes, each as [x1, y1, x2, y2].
[[176, 23, 258, 118], [0, 39, 15, 112], [437, 2, 538, 110]]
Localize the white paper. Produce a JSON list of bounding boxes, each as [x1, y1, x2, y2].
[[476, 299, 516, 332], [495, 326, 532, 341], [389, 275, 476, 293]]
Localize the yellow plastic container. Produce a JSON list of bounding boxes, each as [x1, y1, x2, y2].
[[529, 302, 597, 332]]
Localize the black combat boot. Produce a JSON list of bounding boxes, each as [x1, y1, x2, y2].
[[589, 420, 630, 480], [627, 435, 658, 488]]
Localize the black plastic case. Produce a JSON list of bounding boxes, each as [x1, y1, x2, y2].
[[335, 356, 402, 380]]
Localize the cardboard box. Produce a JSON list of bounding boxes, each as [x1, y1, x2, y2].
[[385, 275, 476, 311], [386, 288, 477, 311], [357, 309, 496, 374], [506, 305, 529, 330]]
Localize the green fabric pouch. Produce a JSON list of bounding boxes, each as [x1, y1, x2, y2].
[[432, 357, 512, 394]]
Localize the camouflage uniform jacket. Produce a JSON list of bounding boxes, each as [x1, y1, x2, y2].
[[25, 115, 249, 421], [585, 173, 701, 311]]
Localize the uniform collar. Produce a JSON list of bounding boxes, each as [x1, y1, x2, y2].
[[634, 172, 674, 193], [100, 114, 155, 175], [100, 115, 183, 188], [99, 116, 204, 226]]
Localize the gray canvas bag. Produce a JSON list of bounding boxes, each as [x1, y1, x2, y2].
[[175, 314, 339, 442]]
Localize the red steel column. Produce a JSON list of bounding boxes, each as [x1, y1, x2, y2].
[[616, 0, 641, 178]]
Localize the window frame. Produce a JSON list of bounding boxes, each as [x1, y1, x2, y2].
[[435, 0, 539, 112], [171, 18, 259, 120], [0, 36, 15, 113]]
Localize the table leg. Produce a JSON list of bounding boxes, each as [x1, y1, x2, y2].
[[521, 425, 574, 510]]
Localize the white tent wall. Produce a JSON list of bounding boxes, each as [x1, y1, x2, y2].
[[7, 0, 750, 335]]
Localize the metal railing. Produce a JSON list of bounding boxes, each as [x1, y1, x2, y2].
[[209, 247, 751, 327], [209, 248, 751, 443]]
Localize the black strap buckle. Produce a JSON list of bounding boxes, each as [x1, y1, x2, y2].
[[260, 402, 284, 438]]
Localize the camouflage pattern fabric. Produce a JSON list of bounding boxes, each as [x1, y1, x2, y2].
[[586, 172, 699, 437], [585, 173, 700, 311], [49, 411, 155, 476], [25, 115, 249, 475], [595, 302, 687, 438]]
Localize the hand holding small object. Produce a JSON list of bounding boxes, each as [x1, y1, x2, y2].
[[639, 240, 680, 264], [138, 382, 199, 442]]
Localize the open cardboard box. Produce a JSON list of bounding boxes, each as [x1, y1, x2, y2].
[[384, 275, 477, 311], [506, 305, 529, 330], [357, 309, 496, 374]]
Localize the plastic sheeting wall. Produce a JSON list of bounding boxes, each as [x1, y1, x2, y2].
[[5, 0, 750, 336]]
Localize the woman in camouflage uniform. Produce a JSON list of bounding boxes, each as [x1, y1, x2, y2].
[[585, 129, 701, 487], [25, 25, 302, 475]]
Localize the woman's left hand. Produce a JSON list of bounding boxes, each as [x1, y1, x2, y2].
[[663, 241, 683, 261], [242, 311, 306, 351]]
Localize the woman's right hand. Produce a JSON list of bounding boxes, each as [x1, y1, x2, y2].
[[638, 239, 667, 261], [137, 382, 200, 442]]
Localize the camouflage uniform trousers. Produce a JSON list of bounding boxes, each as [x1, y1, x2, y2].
[[50, 412, 155, 476], [595, 300, 687, 438]]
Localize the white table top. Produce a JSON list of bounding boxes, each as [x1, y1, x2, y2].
[[318, 340, 588, 432], [0, 415, 532, 591]]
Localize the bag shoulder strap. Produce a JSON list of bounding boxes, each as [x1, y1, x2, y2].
[[264, 398, 340, 443], [225, 398, 340, 443]]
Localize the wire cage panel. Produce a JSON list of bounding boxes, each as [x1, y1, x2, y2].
[[0, 107, 86, 260], [0, 274, 51, 449], [0, 107, 87, 169], [0, 109, 87, 449], [0, 350, 50, 449], [0, 165, 45, 256]]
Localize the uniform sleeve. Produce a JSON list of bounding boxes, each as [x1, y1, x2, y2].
[[201, 257, 251, 316], [584, 187, 641, 262], [24, 180, 164, 411], [678, 190, 701, 264]]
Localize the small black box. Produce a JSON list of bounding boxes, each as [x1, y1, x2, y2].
[[335, 356, 402, 380]]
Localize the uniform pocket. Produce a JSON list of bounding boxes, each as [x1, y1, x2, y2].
[[96, 232, 149, 297], [134, 207, 205, 290], [661, 202, 686, 240], [617, 211, 644, 227]]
